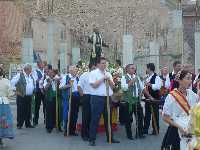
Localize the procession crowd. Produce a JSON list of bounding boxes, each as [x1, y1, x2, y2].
[[0, 58, 200, 150]]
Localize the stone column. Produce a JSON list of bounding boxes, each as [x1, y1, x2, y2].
[[122, 34, 134, 66], [59, 40, 68, 72], [47, 16, 56, 68], [72, 47, 80, 65], [21, 33, 33, 64], [149, 40, 160, 72], [172, 9, 183, 62], [195, 30, 200, 73]]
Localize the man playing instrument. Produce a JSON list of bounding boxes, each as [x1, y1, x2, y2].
[[143, 63, 162, 135]]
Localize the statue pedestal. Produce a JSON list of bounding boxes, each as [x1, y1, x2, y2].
[[21, 33, 33, 64], [122, 35, 134, 66]]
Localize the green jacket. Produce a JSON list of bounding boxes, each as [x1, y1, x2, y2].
[[45, 83, 56, 102]]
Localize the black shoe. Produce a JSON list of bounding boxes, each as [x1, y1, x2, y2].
[[47, 129, 52, 133], [33, 122, 38, 126], [17, 126, 22, 129], [127, 137, 134, 140], [111, 139, 120, 143], [150, 131, 158, 135], [70, 133, 78, 136], [82, 137, 89, 141], [58, 128, 63, 132], [64, 131, 67, 137], [143, 130, 148, 135], [89, 141, 96, 146], [26, 125, 35, 128], [138, 135, 146, 139]]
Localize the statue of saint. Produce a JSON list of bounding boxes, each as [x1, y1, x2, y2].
[[88, 28, 108, 64]]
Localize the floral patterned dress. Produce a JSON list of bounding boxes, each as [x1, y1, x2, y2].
[[0, 78, 14, 139]]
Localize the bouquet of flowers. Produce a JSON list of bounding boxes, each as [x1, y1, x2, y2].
[[107, 63, 124, 101], [76, 60, 89, 77]]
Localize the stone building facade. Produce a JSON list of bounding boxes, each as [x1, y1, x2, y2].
[[0, 0, 198, 74]]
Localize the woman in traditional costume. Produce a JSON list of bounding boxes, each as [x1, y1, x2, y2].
[[0, 68, 14, 147], [161, 70, 199, 150]]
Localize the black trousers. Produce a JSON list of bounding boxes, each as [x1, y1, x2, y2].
[[144, 102, 159, 134], [16, 95, 32, 127], [81, 94, 91, 139], [119, 102, 144, 138], [45, 98, 56, 130], [161, 126, 180, 150], [65, 95, 80, 134], [33, 90, 45, 124], [89, 96, 113, 141]]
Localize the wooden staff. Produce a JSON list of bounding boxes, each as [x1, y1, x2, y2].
[[67, 80, 74, 136], [56, 82, 58, 129], [135, 100, 139, 138], [105, 79, 112, 144]]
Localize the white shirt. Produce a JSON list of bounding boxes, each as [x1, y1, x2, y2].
[[146, 73, 162, 91], [70, 75, 79, 92], [32, 69, 44, 81], [161, 74, 170, 89], [78, 72, 92, 95], [11, 72, 35, 96], [43, 76, 56, 91], [89, 68, 113, 96], [193, 73, 200, 85], [59, 74, 79, 92], [163, 89, 199, 130], [121, 74, 144, 97]]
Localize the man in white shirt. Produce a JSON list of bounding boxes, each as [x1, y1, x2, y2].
[[143, 63, 162, 135], [120, 64, 146, 140], [88, 57, 120, 146], [32, 61, 45, 126], [78, 64, 96, 141], [11, 63, 35, 129], [60, 65, 80, 136]]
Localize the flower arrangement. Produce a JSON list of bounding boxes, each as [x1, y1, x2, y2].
[[76, 60, 89, 76], [107, 63, 124, 101]]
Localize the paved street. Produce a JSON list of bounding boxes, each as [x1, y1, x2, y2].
[[2, 102, 167, 150]]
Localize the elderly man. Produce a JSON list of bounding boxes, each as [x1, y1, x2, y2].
[[11, 64, 35, 129], [120, 64, 146, 140]]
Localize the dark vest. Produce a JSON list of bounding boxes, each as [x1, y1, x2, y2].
[[61, 74, 71, 99], [16, 73, 34, 97], [36, 70, 43, 92], [148, 73, 160, 99], [169, 72, 178, 90], [123, 74, 142, 104]]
